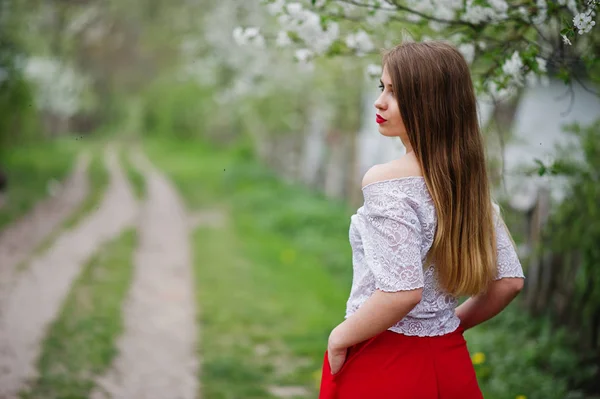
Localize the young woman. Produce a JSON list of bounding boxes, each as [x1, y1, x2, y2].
[[318, 41, 525, 398]]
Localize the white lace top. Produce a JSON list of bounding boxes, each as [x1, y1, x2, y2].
[[344, 176, 525, 337]]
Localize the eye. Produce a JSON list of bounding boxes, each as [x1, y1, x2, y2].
[[378, 84, 384, 92]]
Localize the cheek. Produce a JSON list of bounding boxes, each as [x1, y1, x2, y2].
[[390, 102, 402, 125]]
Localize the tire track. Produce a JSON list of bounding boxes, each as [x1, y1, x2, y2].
[[0, 154, 89, 308], [0, 147, 137, 398], [92, 149, 199, 399]]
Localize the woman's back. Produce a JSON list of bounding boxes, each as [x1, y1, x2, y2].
[[345, 174, 524, 337]]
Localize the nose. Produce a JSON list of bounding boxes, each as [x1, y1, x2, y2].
[[374, 93, 386, 111]]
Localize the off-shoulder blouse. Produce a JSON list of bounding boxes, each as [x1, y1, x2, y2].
[[344, 176, 525, 336]]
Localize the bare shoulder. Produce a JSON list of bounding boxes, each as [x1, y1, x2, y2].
[[361, 154, 423, 188]]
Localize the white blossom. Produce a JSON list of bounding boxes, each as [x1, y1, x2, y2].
[[345, 30, 374, 56], [24, 57, 88, 117], [461, 0, 507, 24], [536, 57, 547, 73], [286, 2, 304, 18], [429, 21, 449, 32], [232, 26, 265, 48], [574, 12, 596, 34], [561, 34, 572, 45], [458, 43, 475, 64], [339, 2, 358, 16], [294, 48, 315, 71], [532, 0, 548, 25], [486, 80, 516, 101], [488, 0, 509, 14], [366, 9, 391, 25], [366, 63, 382, 79], [276, 30, 292, 47], [267, 0, 285, 15], [518, 7, 529, 19], [295, 48, 313, 63], [502, 51, 523, 84], [279, 5, 339, 55]]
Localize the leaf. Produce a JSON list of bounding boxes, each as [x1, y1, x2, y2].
[[557, 67, 571, 84], [534, 158, 547, 176]]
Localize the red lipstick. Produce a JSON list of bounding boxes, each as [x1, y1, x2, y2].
[[376, 114, 387, 124]]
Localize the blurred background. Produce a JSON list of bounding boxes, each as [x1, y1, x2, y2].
[[0, 0, 599, 398]]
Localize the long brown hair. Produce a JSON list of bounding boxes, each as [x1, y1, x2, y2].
[[382, 41, 497, 297]]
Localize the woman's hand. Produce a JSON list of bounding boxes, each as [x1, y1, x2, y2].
[[327, 327, 350, 375], [327, 341, 348, 375]]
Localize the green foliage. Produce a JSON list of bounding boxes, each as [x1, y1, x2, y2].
[[141, 78, 219, 140], [467, 303, 591, 399], [543, 120, 600, 356], [0, 23, 39, 147], [0, 139, 79, 230]]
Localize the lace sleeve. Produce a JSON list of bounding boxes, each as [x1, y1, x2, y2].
[[493, 209, 525, 280], [361, 200, 425, 292]]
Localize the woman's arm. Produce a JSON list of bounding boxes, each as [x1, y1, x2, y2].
[[455, 277, 524, 330], [328, 288, 422, 350]]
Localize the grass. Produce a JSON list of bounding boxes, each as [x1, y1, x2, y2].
[[146, 137, 353, 398], [21, 229, 137, 399], [121, 147, 146, 200], [62, 149, 110, 230], [0, 139, 79, 231]]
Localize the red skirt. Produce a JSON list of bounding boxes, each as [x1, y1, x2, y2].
[[319, 325, 483, 399]]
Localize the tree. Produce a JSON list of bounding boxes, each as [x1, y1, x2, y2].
[[242, 0, 598, 100]]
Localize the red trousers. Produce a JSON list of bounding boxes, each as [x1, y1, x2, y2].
[[319, 326, 483, 399]]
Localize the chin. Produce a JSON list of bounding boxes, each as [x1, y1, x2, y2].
[[377, 126, 393, 137]]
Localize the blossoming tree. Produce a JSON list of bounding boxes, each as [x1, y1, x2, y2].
[[240, 0, 598, 100]]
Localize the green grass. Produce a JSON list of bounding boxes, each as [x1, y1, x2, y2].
[[62, 150, 110, 230], [0, 139, 79, 231], [146, 137, 353, 398], [21, 229, 137, 399], [121, 148, 146, 200]]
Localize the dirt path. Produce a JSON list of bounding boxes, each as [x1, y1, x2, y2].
[[92, 150, 199, 399], [0, 147, 137, 398], [0, 154, 90, 309]]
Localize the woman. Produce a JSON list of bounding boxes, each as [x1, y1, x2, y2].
[[319, 41, 525, 399]]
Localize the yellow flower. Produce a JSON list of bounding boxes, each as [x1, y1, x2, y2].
[[313, 368, 322, 389], [280, 248, 296, 264], [515, 396, 527, 399], [471, 352, 486, 365]]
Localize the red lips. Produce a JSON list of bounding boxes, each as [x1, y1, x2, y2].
[[376, 114, 387, 124]]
